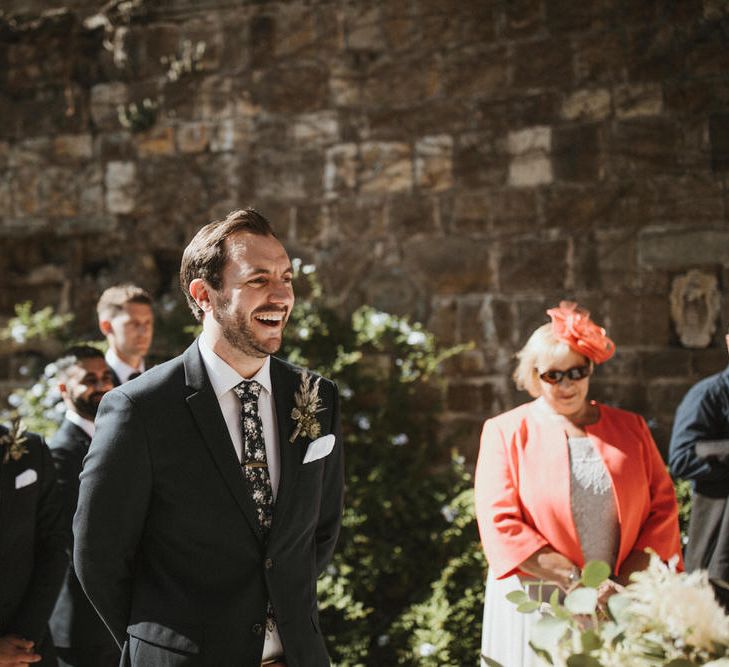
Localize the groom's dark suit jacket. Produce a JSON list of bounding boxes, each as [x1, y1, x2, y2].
[[73, 341, 344, 667], [48, 418, 120, 656]]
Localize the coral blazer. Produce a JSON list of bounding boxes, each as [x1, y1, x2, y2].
[[475, 400, 683, 579]]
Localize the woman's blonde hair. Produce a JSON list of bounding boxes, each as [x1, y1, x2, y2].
[[512, 323, 589, 397]]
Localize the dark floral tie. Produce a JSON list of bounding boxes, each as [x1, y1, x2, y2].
[[232, 380, 274, 537], [232, 380, 276, 632]]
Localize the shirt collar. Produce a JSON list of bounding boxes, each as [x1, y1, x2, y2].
[[198, 332, 272, 399], [65, 409, 95, 438], [105, 348, 145, 384]]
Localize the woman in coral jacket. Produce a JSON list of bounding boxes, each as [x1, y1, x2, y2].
[[475, 302, 682, 667]]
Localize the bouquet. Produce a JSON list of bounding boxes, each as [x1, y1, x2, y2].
[[485, 554, 729, 667]]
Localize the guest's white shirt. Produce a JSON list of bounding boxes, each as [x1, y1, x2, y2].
[[105, 348, 145, 384], [65, 409, 95, 439], [197, 332, 284, 660]]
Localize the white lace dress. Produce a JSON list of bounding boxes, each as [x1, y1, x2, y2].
[[480, 436, 620, 667]]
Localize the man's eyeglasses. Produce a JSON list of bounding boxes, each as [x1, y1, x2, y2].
[[538, 365, 592, 385]]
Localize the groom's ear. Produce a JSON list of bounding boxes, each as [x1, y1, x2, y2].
[[189, 279, 212, 314]]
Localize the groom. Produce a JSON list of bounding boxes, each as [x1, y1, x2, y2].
[[74, 209, 344, 666]]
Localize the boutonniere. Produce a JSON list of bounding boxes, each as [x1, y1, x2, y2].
[[290, 371, 324, 443], [1, 417, 29, 464]]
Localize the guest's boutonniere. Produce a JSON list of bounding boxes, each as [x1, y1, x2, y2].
[[1, 417, 29, 464], [290, 371, 324, 443]]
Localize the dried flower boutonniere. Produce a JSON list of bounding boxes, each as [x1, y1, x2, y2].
[[290, 371, 324, 443], [1, 417, 29, 464]]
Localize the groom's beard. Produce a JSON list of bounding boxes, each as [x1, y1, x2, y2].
[[212, 293, 287, 358]]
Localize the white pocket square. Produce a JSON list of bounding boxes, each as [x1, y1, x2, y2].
[[303, 434, 335, 464], [15, 469, 38, 489]]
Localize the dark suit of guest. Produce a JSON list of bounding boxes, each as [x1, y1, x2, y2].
[[48, 419, 119, 667], [669, 365, 729, 608], [0, 427, 67, 665], [73, 341, 344, 666]]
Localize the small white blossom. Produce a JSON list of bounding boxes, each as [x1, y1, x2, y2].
[[376, 635, 390, 647], [356, 415, 371, 431], [298, 327, 310, 340], [369, 311, 389, 327], [440, 506, 457, 523], [7, 393, 22, 408], [302, 264, 316, 275], [406, 330, 427, 346], [418, 642, 436, 657], [391, 433, 409, 446], [10, 323, 28, 343], [340, 386, 354, 400]]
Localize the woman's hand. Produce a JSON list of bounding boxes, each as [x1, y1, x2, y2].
[[596, 579, 623, 613], [518, 546, 580, 591]]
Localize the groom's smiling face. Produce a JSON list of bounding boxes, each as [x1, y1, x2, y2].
[[209, 231, 294, 358]]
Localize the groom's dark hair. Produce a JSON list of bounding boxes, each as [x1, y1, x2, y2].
[[180, 208, 276, 321]]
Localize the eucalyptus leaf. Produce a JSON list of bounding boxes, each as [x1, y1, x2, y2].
[[566, 654, 603, 667], [531, 616, 569, 650], [480, 655, 505, 667], [607, 592, 631, 622], [517, 600, 541, 613], [506, 590, 529, 605], [581, 560, 611, 588], [565, 587, 598, 615], [528, 642, 554, 665], [580, 629, 602, 652], [548, 588, 561, 608]]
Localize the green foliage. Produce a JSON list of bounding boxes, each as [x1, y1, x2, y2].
[[674, 476, 692, 544], [0, 301, 72, 345], [281, 265, 483, 666]]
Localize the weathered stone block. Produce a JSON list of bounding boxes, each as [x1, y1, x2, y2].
[[501, 0, 543, 38], [292, 111, 339, 146], [252, 63, 329, 113], [428, 296, 458, 346], [210, 118, 254, 153], [53, 134, 93, 160], [561, 89, 611, 121], [447, 381, 484, 413], [362, 59, 440, 108], [443, 46, 508, 98], [105, 161, 137, 214], [387, 194, 438, 238], [136, 126, 176, 157], [454, 133, 508, 189], [639, 228, 729, 267], [90, 82, 128, 129], [403, 237, 493, 294], [615, 83, 663, 119], [497, 239, 567, 292], [552, 124, 599, 182], [41, 167, 79, 218], [324, 143, 358, 193], [607, 119, 679, 176], [642, 349, 692, 378], [344, 5, 384, 51], [509, 154, 553, 187], [452, 190, 490, 234], [177, 122, 209, 153], [513, 38, 573, 89], [415, 135, 453, 192], [360, 142, 412, 194]]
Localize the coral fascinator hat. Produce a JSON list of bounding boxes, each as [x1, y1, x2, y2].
[[546, 301, 616, 364]]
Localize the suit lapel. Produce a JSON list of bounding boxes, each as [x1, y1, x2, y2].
[[183, 342, 263, 541], [270, 357, 300, 534]]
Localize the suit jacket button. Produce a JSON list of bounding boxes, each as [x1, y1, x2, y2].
[[252, 623, 263, 636], [264, 558, 274, 569]]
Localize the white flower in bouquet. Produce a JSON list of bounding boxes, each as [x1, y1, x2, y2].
[[624, 556, 729, 654]]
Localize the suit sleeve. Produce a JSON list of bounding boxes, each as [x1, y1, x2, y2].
[[632, 416, 684, 568], [49, 437, 83, 544], [315, 380, 344, 575], [474, 418, 548, 579], [73, 390, 152, 648], [10, 437, 68, 643], [669, 380, 729, 483]]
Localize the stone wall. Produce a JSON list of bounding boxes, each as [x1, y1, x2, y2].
[[1, 0, 728, 456]]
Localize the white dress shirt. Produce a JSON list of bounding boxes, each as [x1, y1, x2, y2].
[[105, 348, 145, 385], [197, 333, 284, 660], [65, 409, 95, 439]]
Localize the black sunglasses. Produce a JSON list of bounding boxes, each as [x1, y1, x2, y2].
[[538, 364, 592, 385]]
